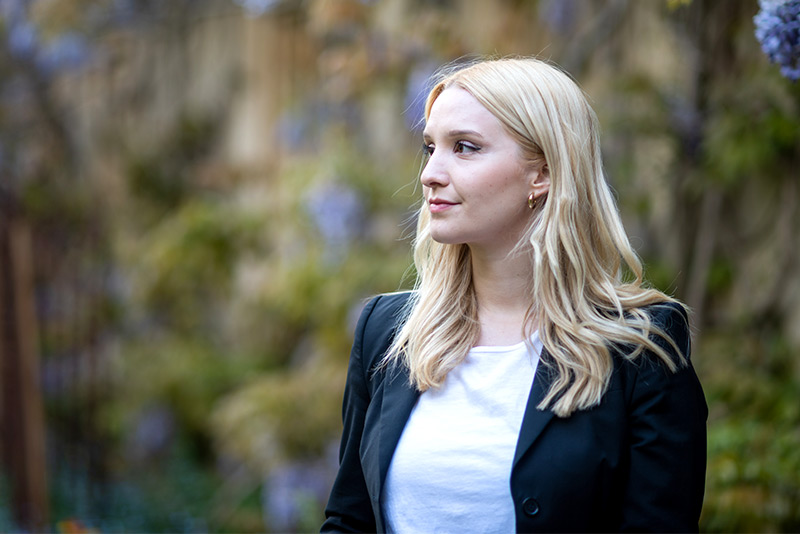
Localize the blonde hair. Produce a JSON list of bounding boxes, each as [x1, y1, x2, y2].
[[386, 57, 686, 417]]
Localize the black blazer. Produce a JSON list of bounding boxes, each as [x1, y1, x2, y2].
[[322, 291, 707, 533]]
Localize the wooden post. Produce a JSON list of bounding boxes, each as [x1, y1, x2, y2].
[[0, 213, 49, 532]]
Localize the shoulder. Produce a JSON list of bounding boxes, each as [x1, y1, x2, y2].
[[360, 291, 415, 331], [647, 300, 689, 332], [613, 300, 699, 399], [354, 291, 415, 370], [642, 300, 691, 364], [605, 300, 692, 384], [609, 301, 690, 362]]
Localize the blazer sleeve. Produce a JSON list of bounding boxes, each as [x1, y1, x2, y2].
[[619, 302, 708, 532], [321, 296, 381, 533]]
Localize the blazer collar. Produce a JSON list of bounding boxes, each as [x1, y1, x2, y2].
[[378, 364, 420, 489], [372, 364, 418, 533], [513, 348, 557, 467]]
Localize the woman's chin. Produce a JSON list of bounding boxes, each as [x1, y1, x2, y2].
[[429, 232, 465, 246]]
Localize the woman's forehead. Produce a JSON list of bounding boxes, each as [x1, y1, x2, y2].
[[424, 87, 505, 138]]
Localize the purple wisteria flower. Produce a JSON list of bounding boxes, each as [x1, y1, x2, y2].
[[1, 2, 92, 75], [404, 61, 438, 132], [754, 0, 800, 81], [305, 180, 365, 264]]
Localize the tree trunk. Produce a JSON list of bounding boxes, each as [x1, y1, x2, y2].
[[0, 213, 49, 532]]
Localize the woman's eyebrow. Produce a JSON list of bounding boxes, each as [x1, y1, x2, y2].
[[422, 128, 485, 141]]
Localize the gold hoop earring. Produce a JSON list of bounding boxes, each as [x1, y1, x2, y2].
[[528, 193, 536, 210]]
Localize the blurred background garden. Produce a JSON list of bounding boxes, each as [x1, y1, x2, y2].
[[0, 0, 799, 531]]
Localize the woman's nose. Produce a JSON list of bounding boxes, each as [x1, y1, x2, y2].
[[420, 152, 449, 189]]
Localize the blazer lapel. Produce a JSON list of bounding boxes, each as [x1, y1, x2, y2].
[[378, 365, 419, 489], [513, 349, 557, 467]]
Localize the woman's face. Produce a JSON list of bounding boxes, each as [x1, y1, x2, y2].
[[421, 86, 547, 256]]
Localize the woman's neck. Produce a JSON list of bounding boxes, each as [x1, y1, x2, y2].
[[470, 246, 534, 346]]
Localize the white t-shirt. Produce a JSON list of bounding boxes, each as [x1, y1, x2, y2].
[[382, 332, 542, 533]]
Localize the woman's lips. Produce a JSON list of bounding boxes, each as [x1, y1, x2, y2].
[[428, 199, 457, 213]]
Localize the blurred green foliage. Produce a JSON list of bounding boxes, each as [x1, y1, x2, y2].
[[703, 83, 800, 186], [107, 112, 415, 528], [699, 332, 800, 532]]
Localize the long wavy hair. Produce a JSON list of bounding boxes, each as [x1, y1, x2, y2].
[[384, 57, 687, 417]]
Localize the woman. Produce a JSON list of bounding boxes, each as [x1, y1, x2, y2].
[[322, 57, 707, 533]]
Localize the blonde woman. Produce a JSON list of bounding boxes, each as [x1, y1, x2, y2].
[[322, 57, 707, 533]]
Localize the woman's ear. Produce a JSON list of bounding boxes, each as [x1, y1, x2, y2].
[[529, 162, 550, 197]]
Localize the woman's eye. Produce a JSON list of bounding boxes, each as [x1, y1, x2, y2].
[[454, 141, 480, 154], [422, 143, 434, 157]]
